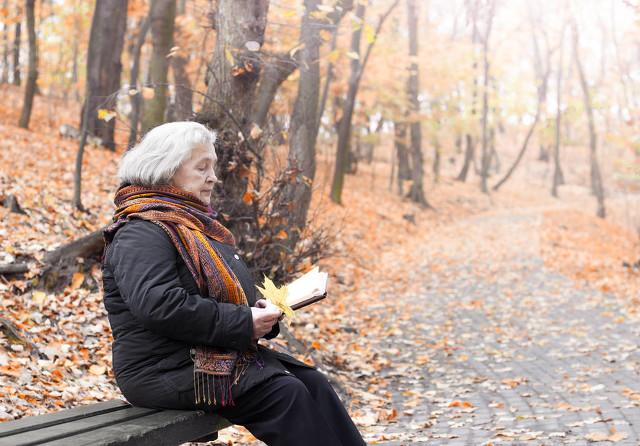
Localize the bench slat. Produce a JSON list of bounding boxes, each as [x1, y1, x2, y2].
[[0, 400, 131, 438], [44, 410, 230, 446], [0, 406, 161, 446]]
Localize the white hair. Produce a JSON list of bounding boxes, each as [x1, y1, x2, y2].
[[117, 121, 217, 186]]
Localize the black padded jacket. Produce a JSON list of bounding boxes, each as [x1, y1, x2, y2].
[[101, 218, 309, 410]]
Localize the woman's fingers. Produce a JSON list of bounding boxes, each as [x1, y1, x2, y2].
[[255, 299, 267, 309], [251, 306, 282, 339]]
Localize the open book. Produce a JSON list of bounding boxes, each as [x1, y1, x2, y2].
[[286, 266, 329, 310]]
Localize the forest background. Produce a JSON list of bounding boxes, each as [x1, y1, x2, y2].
[[0, 0, 639, 444]]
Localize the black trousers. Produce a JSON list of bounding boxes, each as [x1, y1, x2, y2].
[[216, 362, 366, 446]]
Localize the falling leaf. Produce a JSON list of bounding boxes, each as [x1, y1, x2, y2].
[[97, 109, 116, 122], [346, 51, 360, 61], [249, 124, 263, 140], [32, 291, 46, 306], [225, 47, 234, 65], [89, 365, 106, 376], [142, 87, 154, 99], [245, 40, 260, 51], [166, 46, 180, 58], [69, 272, 84, 290], [364, 24, 376, 44], [242, 191, 254, 204]]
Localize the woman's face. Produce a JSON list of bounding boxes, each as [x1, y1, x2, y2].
[[169, 145, 218, 205]]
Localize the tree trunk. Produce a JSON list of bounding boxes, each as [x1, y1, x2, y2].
[[198, 0, 268, 130], [572, 21, 605, 218], [330, 0, 399, 204], [479, 0, 495, 193], [493, 10, 551, 191], [1, 0, 9, 84], [250, 51, 297, 129], [552, 24, 566, 198], [73, 80, 92, 211], [82, 0, 128, 150], [196, 0, 269, 238], [171, 12, 193, 121], [457, 134, 475, 181], [12, 18, 20, 86], [170, 51, 193, 121], [141, 0, 176, 134], [432, 138, 441, 183], [127, 14, 151, 149], [18, 0, 37, 130], [394, 120, 411, 196], [457, 0, 479, 183], [330, 2, 365, 205], [316, 27, 338, 137], [280, 0, 322, 248], [405, 0, 429, 207]]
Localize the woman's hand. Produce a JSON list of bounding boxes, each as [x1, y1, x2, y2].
[[251, 299, 282, 340]]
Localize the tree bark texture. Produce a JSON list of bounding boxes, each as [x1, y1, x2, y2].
[[1, 0, 9, 84], [170, 14, 193, 122], [12, 18, 20, 86], [141, 0, 176, 134], [18, 0, 37, 130], [250, 51, 297, 129], [281, 0, 322, 247], [405, 0, 429, 206], [82, 0, 128, 150], [394, 121, 411, 195], [196, 0, 269, 238], [127, 14, 151, 148], [199, 0, 268, 131], [330, 2, 365, 205]]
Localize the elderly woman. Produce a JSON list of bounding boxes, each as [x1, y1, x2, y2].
[[101, 121, 365, 445]]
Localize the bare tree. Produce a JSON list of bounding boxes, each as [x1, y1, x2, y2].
[[393, 120, 411, 195], [127, 13, 151, 148], [249, 51, 297, 129], [170, 15, 193, 122], [141, 0, 176, 134], [81, 0, 128, 150], [405, 0, 429, 206], [1, 0, 9, 84], [493, 3, 553, 191], [18, 0, 37, 129], [74, 1, 128, 210], [571, 18, 606, 218], [478, 0, 496, 193], [330, 2, 366, 204], [12, 9, 21, 86], [279, 0, 323, 247], [457, 0, 480, 182], [330, 0, 399, 204], [551, 23, 566, 198]]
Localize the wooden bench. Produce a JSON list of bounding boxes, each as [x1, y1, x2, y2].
[[0, 399, 231, 446]]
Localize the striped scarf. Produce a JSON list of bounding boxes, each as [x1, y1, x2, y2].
[[103, 183, 256, 407]]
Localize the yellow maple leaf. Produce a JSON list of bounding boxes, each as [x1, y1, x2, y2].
[[255, 275, 295, 320], [97, 109, 116, 122]]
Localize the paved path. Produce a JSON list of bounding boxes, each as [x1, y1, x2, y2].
[[363, 209, 640, 445]]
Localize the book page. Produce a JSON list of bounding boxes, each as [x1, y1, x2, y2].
[[286, 266, 328, 308]]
